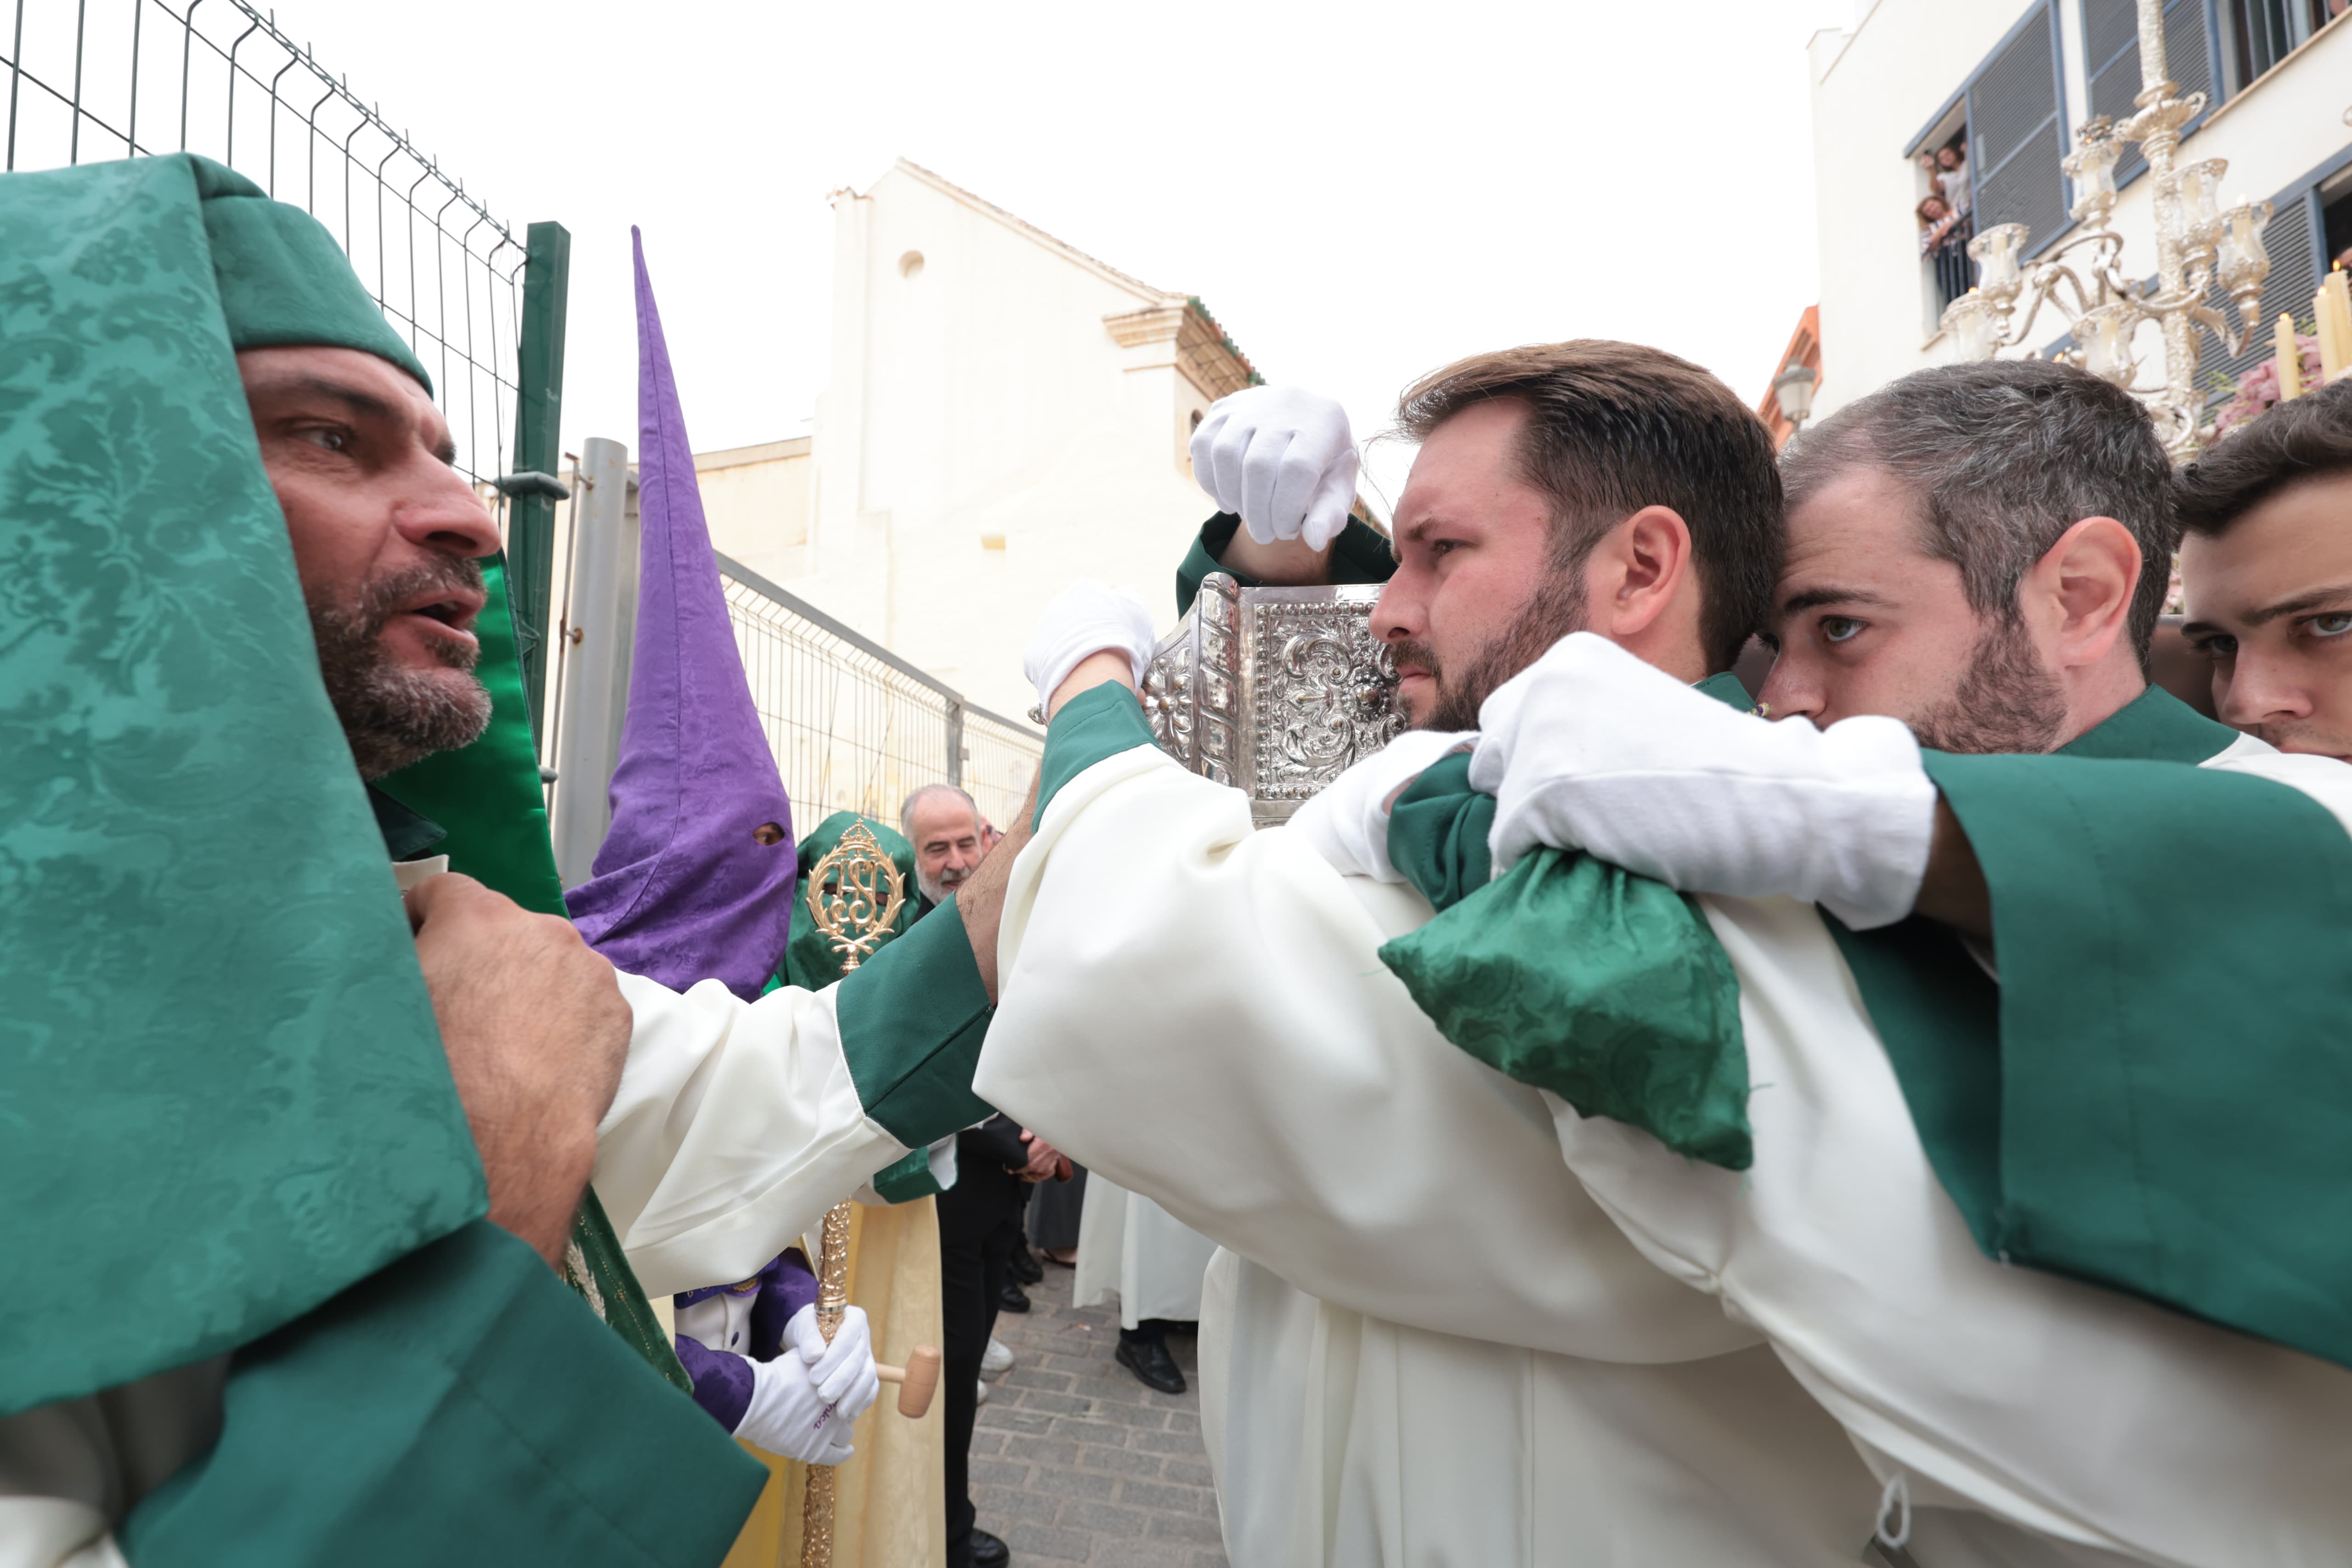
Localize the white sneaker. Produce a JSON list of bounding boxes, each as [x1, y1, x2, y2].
[[981, 1336, 1015, 1379], [974, 1377, 990, 1406]]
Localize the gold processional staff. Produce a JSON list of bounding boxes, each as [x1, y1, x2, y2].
[[800, 820, 942, 1568]]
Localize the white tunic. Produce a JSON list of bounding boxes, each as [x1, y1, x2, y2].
[[977, 744, 1880, 1567], [1074, 1175, 1218, 1329], [974, 735, 2352, 1568]]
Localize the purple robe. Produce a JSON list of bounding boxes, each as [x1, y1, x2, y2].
[[673, 1248, 821, 1432]]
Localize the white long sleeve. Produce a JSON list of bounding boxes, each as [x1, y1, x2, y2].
[[594, 974, 908, 1299], [975, 744, 1751, 1364]]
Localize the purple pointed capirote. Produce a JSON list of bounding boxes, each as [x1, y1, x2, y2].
[[565, 229, 796, 1000]]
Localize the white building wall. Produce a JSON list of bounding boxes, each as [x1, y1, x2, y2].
[[1808, 0, 2352, 421], [697, 437, 813, 583], [704, 160, 1225, 724]]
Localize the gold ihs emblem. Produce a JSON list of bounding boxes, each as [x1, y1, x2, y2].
[[805, 820, 906, 972]]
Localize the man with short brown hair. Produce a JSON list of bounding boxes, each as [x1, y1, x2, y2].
[[958, 346, 1893, 1566], [2174, 378, 2352, 759]]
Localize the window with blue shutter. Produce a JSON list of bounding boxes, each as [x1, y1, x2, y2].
[[1965, 4, 2073, 260], [2222, 0, 2332, 89]]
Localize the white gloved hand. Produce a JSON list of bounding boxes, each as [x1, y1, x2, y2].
[[1190, 385, 1362, 551], [1469, 633, 1938, 930], [1288, 728, 1477, 882], [732, 1343, 855, 1466], [1023, 580, 1157, 715], [783, 1303, 882, 1421]]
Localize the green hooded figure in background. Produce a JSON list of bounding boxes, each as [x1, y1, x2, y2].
[[0, 153, 763, 1564]]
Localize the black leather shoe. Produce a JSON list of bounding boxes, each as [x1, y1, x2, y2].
[[1115, 1336, 1186, 1394], [1007, 1245, 1044, 1285], [997, 1281, 1031, 1313], [970, 1528, 1010, 1568]]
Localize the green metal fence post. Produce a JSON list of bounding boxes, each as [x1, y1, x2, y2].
[[507, 220, 571, 741]]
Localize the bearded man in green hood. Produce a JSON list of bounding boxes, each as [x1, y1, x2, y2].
[[0, 154, 998, 1567]]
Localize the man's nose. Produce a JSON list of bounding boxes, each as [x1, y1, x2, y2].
[[2216, 651, 2309, 730], [1370, 579, 1420, 644], [392, 461, 504, 560], [1755, 652, 1819, 724]]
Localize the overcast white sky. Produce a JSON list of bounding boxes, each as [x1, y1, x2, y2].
[[283, 0, 1855, 507]]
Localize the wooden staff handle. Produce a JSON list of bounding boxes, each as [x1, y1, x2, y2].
[[874, 1345, 942, 1418]]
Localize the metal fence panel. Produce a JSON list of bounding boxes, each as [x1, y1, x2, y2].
[[712, 552, 1043, 837], [5, 0, 526, 487]]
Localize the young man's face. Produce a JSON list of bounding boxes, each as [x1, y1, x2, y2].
[[1372, 399, 1583, 729], [2181, 473, 2352, 761], [1762, 464, 2066, 753], [239, 345, 501, 777], [907, 797, 984, 904]]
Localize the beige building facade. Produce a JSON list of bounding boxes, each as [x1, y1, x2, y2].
[[1805, 0, 2352, 420], [698, 158, 1261, 723]]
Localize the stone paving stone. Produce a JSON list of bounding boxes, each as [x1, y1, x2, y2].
[[974, 1262, 1229, 1565]]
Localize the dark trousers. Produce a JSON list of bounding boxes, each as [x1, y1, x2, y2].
[[939, 1152, 1021, 1568]]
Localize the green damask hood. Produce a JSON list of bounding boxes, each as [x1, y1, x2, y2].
[[191, 153, 433, 390], [779, 810, 920, 990], [0, 153, 478, 1415]]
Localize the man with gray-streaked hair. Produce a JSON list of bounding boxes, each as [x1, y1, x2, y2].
[[903, 782, 986, 907], [1761, 358, 2175, 753]]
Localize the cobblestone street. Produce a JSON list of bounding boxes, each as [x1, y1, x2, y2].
[[970, 1263, 1228, 1567]]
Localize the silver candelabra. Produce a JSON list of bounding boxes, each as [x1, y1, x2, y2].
[[1939, 0, 2272, 457]]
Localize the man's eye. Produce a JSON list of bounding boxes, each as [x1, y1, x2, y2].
[[1820, 617, 1865, 645], [2196, 634, 2239, 659], [2307, 614, 2352, 639], [297, 426, 351, 452], [1427, 539, 1459, 558]]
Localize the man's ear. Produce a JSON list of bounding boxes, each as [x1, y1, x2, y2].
[[2027, 515, 2142, 669], [1588, 505, 1694, 640]]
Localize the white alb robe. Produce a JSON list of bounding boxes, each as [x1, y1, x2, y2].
[[977, 744, 1879, 1568], [974, 732, 2352, 1568]]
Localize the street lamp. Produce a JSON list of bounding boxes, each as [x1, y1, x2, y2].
[[1771, 361, 1819, 433]]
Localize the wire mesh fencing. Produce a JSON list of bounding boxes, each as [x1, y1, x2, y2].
[[713, 553, 1044, 838], [4, 0, 526, 487]]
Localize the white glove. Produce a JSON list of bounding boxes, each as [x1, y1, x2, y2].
[[1023, 580, 1157, 715], [1288, 728, 1476, 882], [1189, 385, 1362, 551], [1469, 633, 1938, 931], [732, 1352, 849, 1464], [783, 1302, 882, 1421]]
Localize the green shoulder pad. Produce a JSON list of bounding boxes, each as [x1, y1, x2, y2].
[[1381, 848, 1751, 1168]]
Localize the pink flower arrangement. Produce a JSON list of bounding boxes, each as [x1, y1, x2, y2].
[[2214, 335, 2326, 438]]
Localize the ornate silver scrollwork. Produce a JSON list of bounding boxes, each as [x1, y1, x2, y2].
[[1139, 572, 1404, 826]]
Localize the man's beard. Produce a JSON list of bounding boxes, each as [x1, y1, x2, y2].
[[307, 558, 494, 780], [1907, 615, 2067, 755], [918, 864, 968, 906], [1391, 571, 1588, 731]]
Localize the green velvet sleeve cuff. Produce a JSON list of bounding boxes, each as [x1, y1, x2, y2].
[[1854, 750, 2352, 1372], [123, 1220, 764, 1568], [1033, 681, 1158, 829], [834, 897, 997, 1147], [1386, 753, 1494, 913], [871, 1145, 943, 1202], [1173, 512, 1398, 617]]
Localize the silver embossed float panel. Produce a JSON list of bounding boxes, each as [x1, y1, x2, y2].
[[1140, 572, 1406, 827]]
